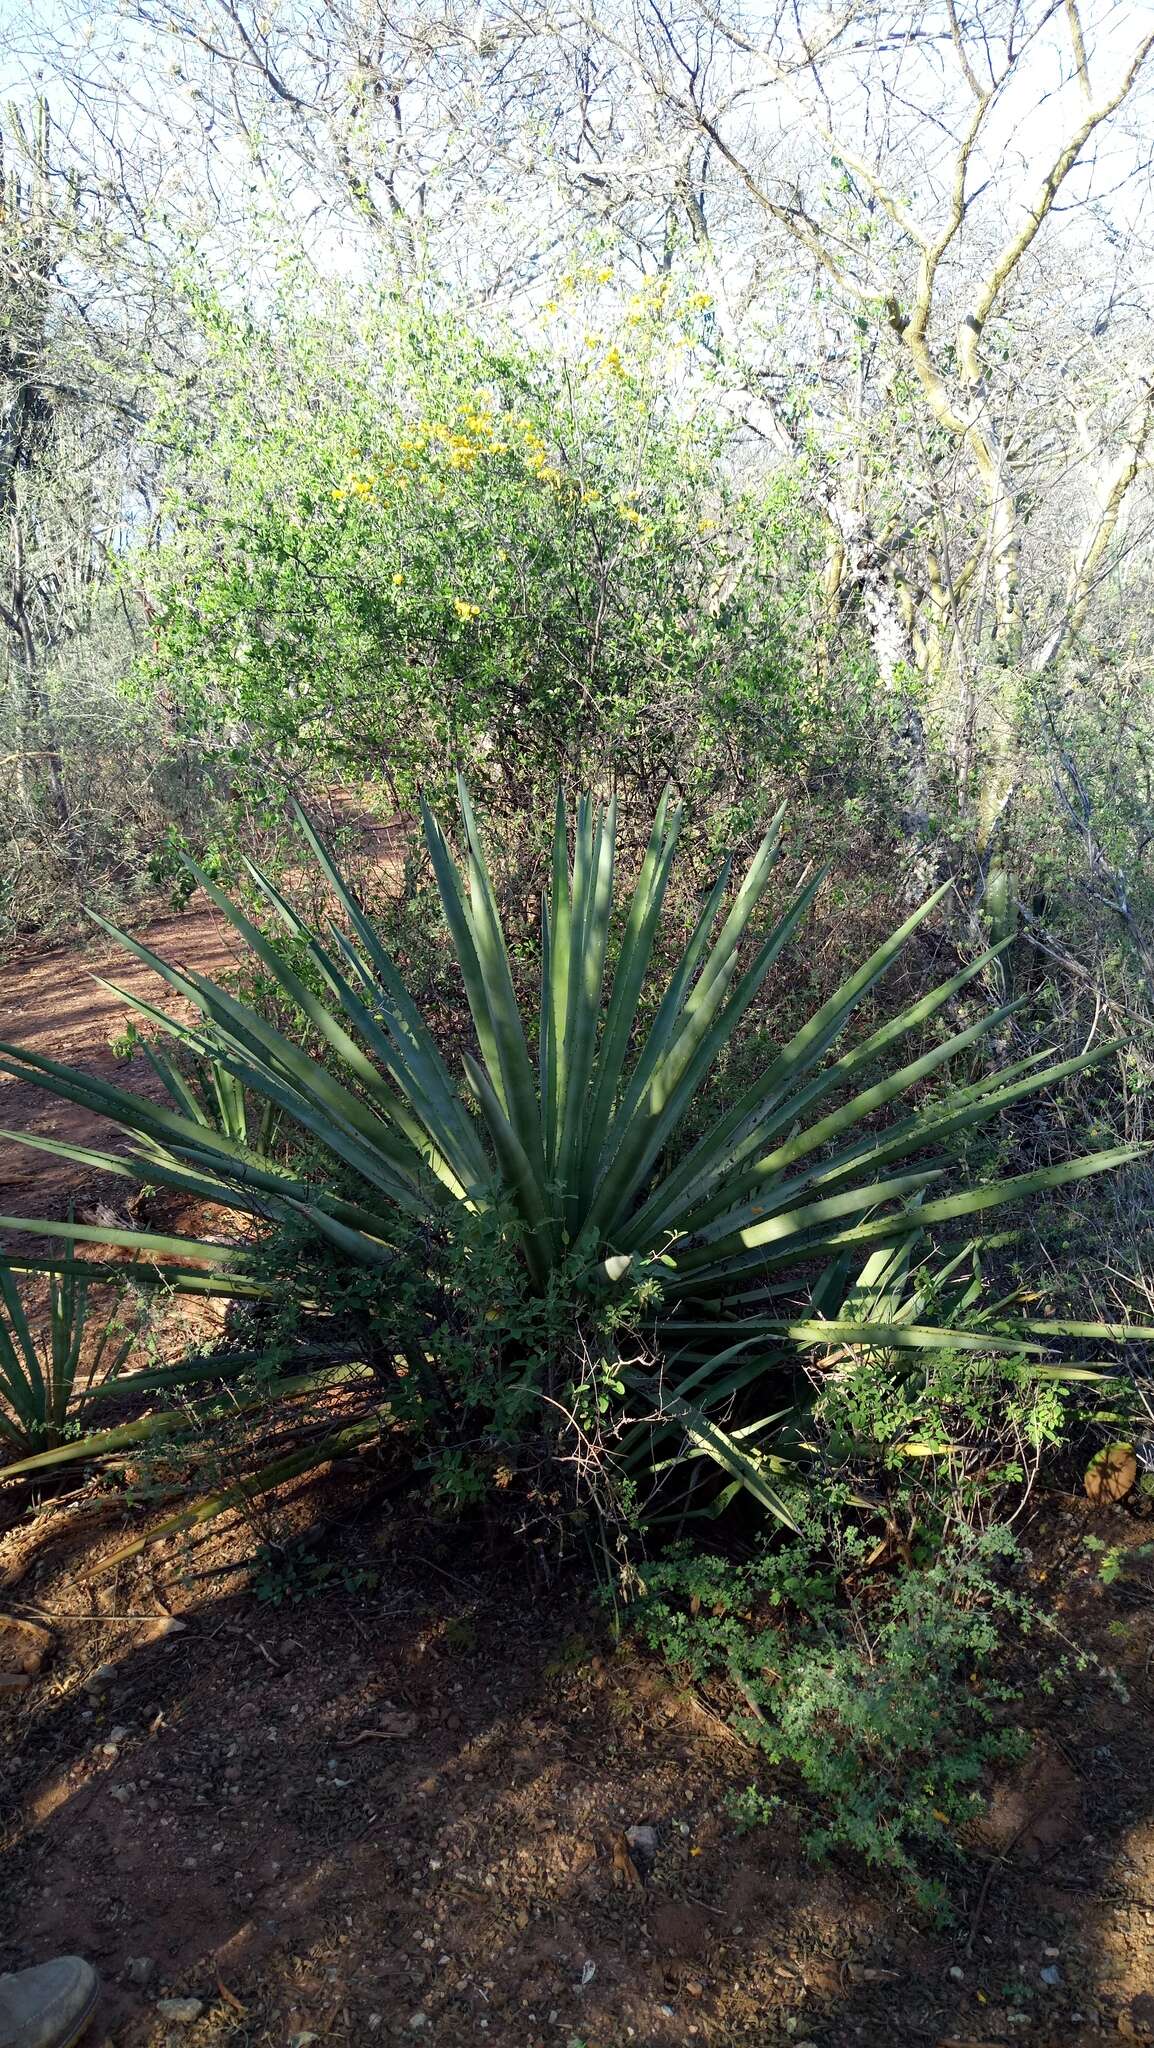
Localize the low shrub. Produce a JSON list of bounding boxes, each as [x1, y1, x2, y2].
[[636, 1522, 1086, 1915], [0, 785, 1139, 1563]]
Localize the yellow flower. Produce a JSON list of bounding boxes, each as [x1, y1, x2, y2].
[[583, 332, 601, 350], [596, 266, 613, 283], [698, 517, 716, 534], [392, 571, 406, 586], [601, 345, 624, 375], [331, 487, 346, 501], [453, 598, 481, 622], [687, 289, 713, 310], [580, 489, 602, 508]]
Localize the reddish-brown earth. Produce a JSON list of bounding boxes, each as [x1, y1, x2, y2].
[[3, 1484, 1154, 2048], [0, 906, 245, 1226]]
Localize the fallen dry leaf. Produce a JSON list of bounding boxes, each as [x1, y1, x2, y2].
[[1085, 1441, 1138, 1505], [609, 1830, 643, 1889]]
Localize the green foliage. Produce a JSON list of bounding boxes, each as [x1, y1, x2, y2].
[[637, 1524, 1039, 1915], [0, 785, 1140, 1556], [251, 1540, 379, 1606], [0, 606, 224, 955], [136, 282, 867, 816], [139, 1035, 282, 1154], [1083, 1533, 1154, 1587], [0, 1258, 143, 1458], [798, 1237, 1085, 1525]]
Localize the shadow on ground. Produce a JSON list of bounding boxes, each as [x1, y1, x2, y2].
[[3, 1469, 1154, 2047]]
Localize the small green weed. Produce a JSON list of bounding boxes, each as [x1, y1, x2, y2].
[[107, 1019, 141, 1062], [1083, 1532, 1154, 1586], [251, 1543, 379, 1607], [635, 1523, 1087, 1918]]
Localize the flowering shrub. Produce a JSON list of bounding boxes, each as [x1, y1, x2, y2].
[[135, 279, 873, 816]]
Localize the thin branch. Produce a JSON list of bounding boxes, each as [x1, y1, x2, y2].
[[959, 26, 1154, 387]]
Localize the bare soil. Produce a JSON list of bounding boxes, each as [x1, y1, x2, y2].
[[3, 1484, 1154, 2048], [0, 905, 245, 1227]]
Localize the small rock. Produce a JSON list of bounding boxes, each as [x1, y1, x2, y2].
[[125, 1958, 155, 1986], [408, 2016, 429, 2033], [685, 1979, 704, 1998], [109, 1724, 129, 1744], [0, 1615, 53, 1676], [88, 1663, 117, 1690], [155, 1998, 203, 2024], [948, 1965, 965, 1981], [1040, 1964, 1062, 1987], [289, 2035, 320, 2047]]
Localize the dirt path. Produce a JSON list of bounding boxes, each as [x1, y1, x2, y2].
[[0, 903, 246, 1226], [0, 791, 408, 1229]]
